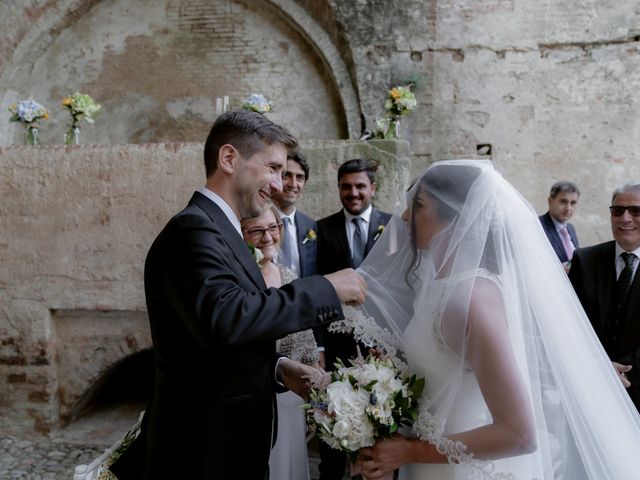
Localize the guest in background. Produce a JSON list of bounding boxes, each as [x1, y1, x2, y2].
[[271, 150, 324, 370], [569, 182, 640, 410], [315, 158, 392, 480], [539, 180, 580, 272], [242, 207, 320, 480], [271, 151, 317, 279]]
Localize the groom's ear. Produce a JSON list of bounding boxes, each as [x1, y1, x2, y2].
[[218, 144, 239, 174]]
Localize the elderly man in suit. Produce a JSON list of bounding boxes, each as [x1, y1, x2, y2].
[[110, 110, 366, 480], [539, 180, 580, 272], [569, 182, 640, 410], [315, 158, 392, 480]]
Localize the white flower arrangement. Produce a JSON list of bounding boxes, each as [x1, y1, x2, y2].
[[305, 351, 424, 458]]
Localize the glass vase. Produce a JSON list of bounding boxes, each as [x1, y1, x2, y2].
[[386, 119, 400, 139], [64, 125, 80, 145], [25, 126, 40, 145]]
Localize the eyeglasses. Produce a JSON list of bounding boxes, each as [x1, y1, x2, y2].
[[243, 223, 283, 241], [609, 205, 640, 217]]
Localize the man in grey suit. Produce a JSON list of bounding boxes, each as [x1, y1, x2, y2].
[[539, 181, 580, 272], [315, 158, 392, 480], [110, 110, 366, 479], [569, 182, 640, 410]]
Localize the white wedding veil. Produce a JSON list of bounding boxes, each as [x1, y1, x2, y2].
[[334, 160, 640, 479]]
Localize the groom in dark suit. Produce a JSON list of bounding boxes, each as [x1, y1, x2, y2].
[[539, 181, 580, 272], [569, 182, 640, 410], [315, 158, 392, 480], [110, 110, 366, 479]]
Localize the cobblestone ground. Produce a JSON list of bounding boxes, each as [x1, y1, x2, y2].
[[0, 436, 104, 480], [0, 434, 324, 479]]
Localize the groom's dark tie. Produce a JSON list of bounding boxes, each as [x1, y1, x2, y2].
[[351, 217, 366, 268]]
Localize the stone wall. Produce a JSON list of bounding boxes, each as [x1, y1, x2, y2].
[[0, 141, 410, 433], [0, 0, 355, 144]]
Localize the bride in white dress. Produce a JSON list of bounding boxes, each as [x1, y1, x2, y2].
[[337, 160, 640, 479]]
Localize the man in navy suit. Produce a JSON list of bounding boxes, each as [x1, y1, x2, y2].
[[110, 110, 366, 479], [271, 150, 317, 278], [315, 158, 392, 480], [569, 183, 640, 410], [539, 181, 580, 272]]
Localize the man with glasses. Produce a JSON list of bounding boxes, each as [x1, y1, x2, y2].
[[570, 183, 640, 410]]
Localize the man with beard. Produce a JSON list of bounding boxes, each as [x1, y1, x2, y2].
[[315, 158, 392, 480]]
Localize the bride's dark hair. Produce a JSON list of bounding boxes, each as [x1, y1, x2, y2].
[[406, 164, 482, 288]]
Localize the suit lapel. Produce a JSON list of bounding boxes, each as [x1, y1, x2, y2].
[[596, 242, 616, 328], [366, 208, 383, 254], [189, 192, 266, 290], [333, 211, 352, 266], [543, 214, 566, 262], [624, 255, 640, 325], [294, 212, 312, 277]]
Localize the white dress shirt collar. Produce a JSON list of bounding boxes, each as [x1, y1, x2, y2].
[[198, 187, 242, 237], [344, 204, 373, 225]]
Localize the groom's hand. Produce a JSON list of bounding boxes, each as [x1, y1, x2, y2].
[[324, 268, 367, 306], [277, 358, 329, 399]]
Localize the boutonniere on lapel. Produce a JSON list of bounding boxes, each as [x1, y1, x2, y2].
[[302, 229, 317, 245], [246, 242, 264, 267], [373, 225, 385, 242]]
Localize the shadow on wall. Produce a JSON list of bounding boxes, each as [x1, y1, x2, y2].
[[64, 348, 154, 426]]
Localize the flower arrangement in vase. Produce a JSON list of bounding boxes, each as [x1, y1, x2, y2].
[[62, 92, 101, 145], [373, 84, 417, 140], [242, 93, 272, 114], [8, 99, 49, 145]]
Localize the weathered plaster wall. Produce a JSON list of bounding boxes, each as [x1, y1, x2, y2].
[[0, 141, 410, 432], [0, 0, 350, 145], [326, 0, 640, 244]]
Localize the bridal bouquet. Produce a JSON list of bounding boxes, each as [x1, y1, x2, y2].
[[242, 93, 272, 114], [305, 352, 424, 457]]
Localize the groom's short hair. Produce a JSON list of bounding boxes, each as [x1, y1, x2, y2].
[[203, 110, 297, 177]]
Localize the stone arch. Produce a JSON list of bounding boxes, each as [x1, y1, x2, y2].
[[264, 0, 360, 138], [0, 0, 361, 144]]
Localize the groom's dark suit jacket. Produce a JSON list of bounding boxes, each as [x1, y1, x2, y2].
[[316, 207, 391, 368], [111, 192, 343, 479], [539, 211, 579, 263], [569, 240, 640, 410]]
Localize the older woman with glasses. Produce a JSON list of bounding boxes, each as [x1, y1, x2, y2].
[[241, 206, 322, 480]]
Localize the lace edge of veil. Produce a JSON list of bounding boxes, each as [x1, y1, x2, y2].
[[330, 307, 516, 480]]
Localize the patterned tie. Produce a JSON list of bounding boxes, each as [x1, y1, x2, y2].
[[618, 252, 636, 296], [559, 225, 574, 260], [351, 217, 366, 268], [280, 217, 294, 268]]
